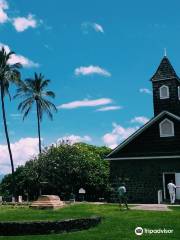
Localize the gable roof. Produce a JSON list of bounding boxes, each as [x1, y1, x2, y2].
[[151, 56, 179, 82], [106, 111, 180, 159]]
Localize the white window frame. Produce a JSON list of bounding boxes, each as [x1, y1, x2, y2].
[[159, 118, 174, 137], [159, 85, 169, 99], [178, 86, 180, 100]]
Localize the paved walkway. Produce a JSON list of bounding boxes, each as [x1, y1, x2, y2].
[[131, 204, 172, 211], [73, 202, 180, 211]]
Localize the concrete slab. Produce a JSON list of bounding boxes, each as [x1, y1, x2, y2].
[[30, 195, 64, 209], [131, 204, 171, 211]]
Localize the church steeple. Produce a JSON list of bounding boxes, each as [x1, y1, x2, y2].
[[151, 56, 179, 82], [151, 56, 180, 116]]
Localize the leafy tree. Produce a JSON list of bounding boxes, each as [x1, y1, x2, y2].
[[0, 47, 21, 199], [0, 143, 111, 201], [14, 73, 57, 153]]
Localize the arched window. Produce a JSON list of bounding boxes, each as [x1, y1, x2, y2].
[[159, 85, 169, 99], [159, 119, 174, 137]]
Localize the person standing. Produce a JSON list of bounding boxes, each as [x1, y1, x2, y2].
[[117, 183, 129, 210], [167, 180, 177, 204]]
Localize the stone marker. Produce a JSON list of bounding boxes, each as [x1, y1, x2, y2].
[[0, 196, 2, 202], [30, 195, 64, 209], [18, 196, 22, 203], [158, 190, 163, 204], [79, 188, 86, 201], [79, 188, 86, 194]]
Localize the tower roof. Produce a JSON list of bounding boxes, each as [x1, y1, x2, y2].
[[151, 56, 179, 81]]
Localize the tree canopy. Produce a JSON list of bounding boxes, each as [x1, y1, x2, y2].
[[0, 143, 111, 201], [14, 73, 57, 154]]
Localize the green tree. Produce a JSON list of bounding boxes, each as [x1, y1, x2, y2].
[[15, 73, 57, 153], [38, 143, 111, 199], [0, 47, 21, 199], [0, 143, 111, 201]]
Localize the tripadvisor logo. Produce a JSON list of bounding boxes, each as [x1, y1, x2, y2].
[[135, 227, 143, 236], [135, 226, 174, 236]]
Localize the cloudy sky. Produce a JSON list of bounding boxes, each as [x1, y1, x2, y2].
[[1, 0, 180, 173]]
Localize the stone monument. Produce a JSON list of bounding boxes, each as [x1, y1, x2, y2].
[[18, 196, 22, 203], [79, 188, 86, 201], [30, 195, 64, 209]]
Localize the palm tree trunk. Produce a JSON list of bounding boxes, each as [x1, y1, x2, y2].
[[0, 84, 16, 199], [36, 100, 42, 154]]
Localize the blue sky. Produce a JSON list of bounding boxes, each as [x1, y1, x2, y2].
[[1, 0, 180, 173]]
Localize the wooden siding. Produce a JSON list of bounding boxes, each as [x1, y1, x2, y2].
[[153, 79, 180, 116], [109, 114, 180, 158]]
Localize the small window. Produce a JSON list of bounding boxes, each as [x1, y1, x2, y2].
[[159, 119, 174, 137], [159, 85, 169, 99], [178, 86, 180, 100]]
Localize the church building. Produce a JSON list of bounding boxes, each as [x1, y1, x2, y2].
[[106, 56, 180, 203]]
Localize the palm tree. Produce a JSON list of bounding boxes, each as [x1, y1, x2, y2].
[[0, 47, 21, 199], [15, 73, 57, 154]]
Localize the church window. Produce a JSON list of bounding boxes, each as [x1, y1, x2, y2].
[[159, 85, 169, 99], [159, 119, 174, 137]]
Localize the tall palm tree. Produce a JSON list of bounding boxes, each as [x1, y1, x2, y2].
[[0, 47, 21, 199], [15, 73, 57, 154]]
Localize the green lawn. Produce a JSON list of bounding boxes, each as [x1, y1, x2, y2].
[[0, 203, 180, 240]]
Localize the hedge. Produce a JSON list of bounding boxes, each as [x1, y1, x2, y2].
[[0, 216, 101, 236]]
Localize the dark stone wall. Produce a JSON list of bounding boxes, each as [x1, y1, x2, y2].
[[0, 217, 101, 236], [152, 78, 180, 116], [110, 158, 180, 203]]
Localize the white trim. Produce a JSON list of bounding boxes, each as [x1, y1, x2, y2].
[[178, 86, 180, 100], [106, 155, 180, 160], [107, 111, 180, 158], [159, 118, 174, 137], [159, 85, 169, 99], [162, 173, 166, 199]]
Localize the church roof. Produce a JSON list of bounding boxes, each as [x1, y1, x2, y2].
[[106, 111, 180, 160], [151, 56, 179, 82]]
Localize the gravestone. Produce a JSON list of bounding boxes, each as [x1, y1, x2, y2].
[[18, 196, 22, 203], [30, 195, 64, 209], [0, 196, 2, 202], [79, 188, 86, 201], [79, 188, 86, 194]]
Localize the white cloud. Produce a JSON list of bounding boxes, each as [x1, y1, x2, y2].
[[8, 53, 39, 68], [0, 1, 40, 33], [75, 65, 111, 77], [0, 43, 39, 68], [131, 116, 149, 125], [10, 113, 22, 119], [0, 0, 8, 24], [12, 14, 37, 32], [81, 22, 104, 34], [102, 123, 138, 149], [139, 88, 152, 94], [93, 23, 104, 33], [57, 135, 92, 145], [58, 98, 112, 109], [0, 42, 10, 53], [0, 138, 39, 174], [96, 106, 123, 112]]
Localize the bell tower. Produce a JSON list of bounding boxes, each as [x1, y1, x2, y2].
[[151, 56, 180, 116]]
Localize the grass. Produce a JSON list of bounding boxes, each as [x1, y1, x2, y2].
[[0, 203, 180, 240]]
